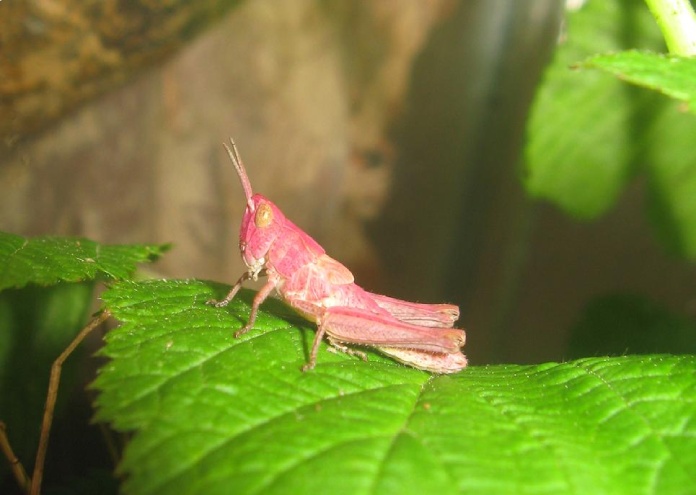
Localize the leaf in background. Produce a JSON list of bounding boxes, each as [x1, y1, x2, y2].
[[568, 293, 696, 359], [0, 231, 168, 487], [578, 51, 696, 256], [644, 98, 696, 257], [95, 279, 696, 495], [526, 1, 696, 258], [0, 231, 169, 290], [525, 0, 664, 218], [581, 51, 696, 110]]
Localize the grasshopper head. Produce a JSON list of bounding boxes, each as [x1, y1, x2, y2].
[[239, 193, 285, 277], [224, 139, 287, 277]]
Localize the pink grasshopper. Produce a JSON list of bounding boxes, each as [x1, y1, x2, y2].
[[208, 139, 467, 373]]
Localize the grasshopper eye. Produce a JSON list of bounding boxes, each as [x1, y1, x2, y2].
[[255, 204, 273, 228]]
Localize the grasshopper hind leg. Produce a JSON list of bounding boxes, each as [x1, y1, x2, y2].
[[301, 330, 368, 372], [326, 337, 368, 362]]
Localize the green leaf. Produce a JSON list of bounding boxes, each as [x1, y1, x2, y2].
[[644, 99, 696, 257], [94, 280, 696, 495], [578, 50, 696, 256], [525, 0, 665, 218], [0, 231, 169, 290], [581, 51, 696, 109], [525, 1, 696, 258]]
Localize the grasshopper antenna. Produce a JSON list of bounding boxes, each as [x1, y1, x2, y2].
[[224, 139, 254, 206]]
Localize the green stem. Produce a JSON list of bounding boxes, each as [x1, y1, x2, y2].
[[644, 0, 696, 55]]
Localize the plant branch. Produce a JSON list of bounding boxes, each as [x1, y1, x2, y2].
[[30, 310, 111, 495], [0, 421, 31, 494], [644, 0, 696, 55]]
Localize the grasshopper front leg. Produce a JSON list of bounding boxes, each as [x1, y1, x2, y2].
[[234, 279, 277, 337], [208, 274, 277, 337], [207, 272, 251, 308], [207, 268, 269, 308]]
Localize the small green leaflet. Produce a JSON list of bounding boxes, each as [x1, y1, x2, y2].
[[0, 231, 168, 289]]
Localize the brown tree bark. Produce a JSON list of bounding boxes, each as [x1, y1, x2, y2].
[[0, 0, 241, 138]]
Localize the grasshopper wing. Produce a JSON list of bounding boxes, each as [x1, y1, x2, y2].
[[367, 292, 459, 328]]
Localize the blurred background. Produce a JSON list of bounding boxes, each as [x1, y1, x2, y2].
[[2, 0, 696, 366]]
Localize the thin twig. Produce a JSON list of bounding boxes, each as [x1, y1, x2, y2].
[[0, 421, 31, 493], [30, 310, 111, 495]]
